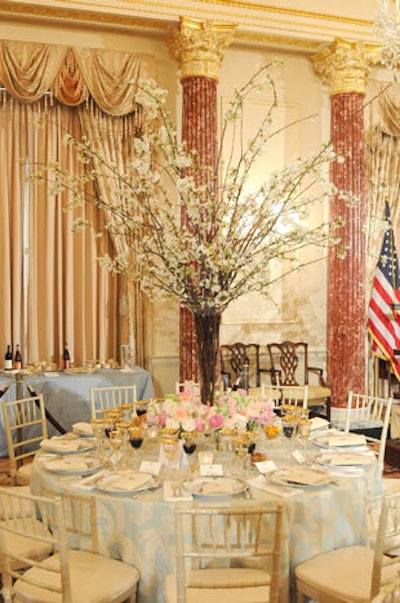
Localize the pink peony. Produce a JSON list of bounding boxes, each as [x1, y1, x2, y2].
[[209, 413, 224, 430]]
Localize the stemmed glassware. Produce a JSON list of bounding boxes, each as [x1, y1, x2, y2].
[[128, 426, 144, 465], [108, 429, 125, 469], [90, 417, 106, 460], [234, 435, 251, 478]]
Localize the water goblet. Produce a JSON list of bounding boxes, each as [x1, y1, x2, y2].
[[90, 417, 106, 459], [108, 429, 125, 469], [234, 436, 250, 477], [162, 437, 180, 476]]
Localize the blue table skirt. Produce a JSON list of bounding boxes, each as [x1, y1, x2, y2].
[[0, 367, 155, 456]]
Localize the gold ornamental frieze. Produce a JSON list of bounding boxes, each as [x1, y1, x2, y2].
[[167, 17, 236, 81], [312, 38, 381, 96]]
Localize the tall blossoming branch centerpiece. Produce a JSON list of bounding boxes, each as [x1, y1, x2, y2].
[[38, 62, 355, 405]]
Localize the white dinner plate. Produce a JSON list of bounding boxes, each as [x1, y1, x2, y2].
[[41, 454, 102, 475], [316, 452, 374, 468], [182, 477, 247, 498], [270, 467, 332, 488], [40, 438, 95, 454], [95, 471, 156, 495]]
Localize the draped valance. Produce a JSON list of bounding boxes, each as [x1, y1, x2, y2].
[[366, 80, 400, 137], [0, 40, 156, 115]]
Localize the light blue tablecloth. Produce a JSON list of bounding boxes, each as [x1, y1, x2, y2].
[[30, 436, 381, 602], [0, 367, 154, 456]]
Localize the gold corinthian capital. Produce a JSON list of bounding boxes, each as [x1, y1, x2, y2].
[[167, 17, 236, 81], [312, 38, 381, 96]]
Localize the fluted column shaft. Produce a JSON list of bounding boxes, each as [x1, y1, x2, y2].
[[168, 17, 235, 383], [180, 76, 218, 381], [312, 39, 380, 407]]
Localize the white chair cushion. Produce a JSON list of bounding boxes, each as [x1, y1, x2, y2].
[[13, 549, 139, 602], [165, 569, 271, 603], [5, 522, 53, 570], [17, 463, 32, 485], [295, 546, 400, 602]]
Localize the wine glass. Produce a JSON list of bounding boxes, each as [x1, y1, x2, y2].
[[129, 426, 144, 468], [181, 431, 197, 456], [136, 400, 149, 420]]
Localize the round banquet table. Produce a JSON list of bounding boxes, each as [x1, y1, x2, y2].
[[30, 434, 382, 603]]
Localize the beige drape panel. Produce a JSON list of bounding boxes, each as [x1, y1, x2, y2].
[[78, 105, 146, 366], [0, 40, 155, 367], [0, 96, 119, 366], [365, 81, 400, 291]]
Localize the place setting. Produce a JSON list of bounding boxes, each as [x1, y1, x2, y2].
[[40, 435, 95, 455]]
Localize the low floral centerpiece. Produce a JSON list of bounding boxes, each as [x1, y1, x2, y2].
[[146, 382, 277, 438]]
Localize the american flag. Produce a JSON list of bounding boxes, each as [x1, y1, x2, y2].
[[367, 201, 400, 380]]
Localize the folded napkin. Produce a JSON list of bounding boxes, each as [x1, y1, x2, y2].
[[72, 422, 93, 436], [201, 479, 235, 495], [279, 468, 330, 486], [163, 481, 193, 501], [310, 417, 330, 431], [323, 453, 372, 466], [40, 438, 93, 452], [73, 470, 109, 490], [98, 472, 152, 492], [43, 458, 89, 472], [327, 433, 366, 447], [247, 475, 300, 498]]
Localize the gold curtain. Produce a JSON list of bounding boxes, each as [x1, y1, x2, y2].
[[0, 40, 156, 367], [365, 81, 400, 292], [78, 104, 146, 366]]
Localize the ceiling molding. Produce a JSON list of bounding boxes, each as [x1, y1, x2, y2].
[[0, 0, 377, 51]]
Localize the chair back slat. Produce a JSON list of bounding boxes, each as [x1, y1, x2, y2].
[[90, 385, 137, 419], [174, 503, 283, 603], [345, 391, 392, 471], [2, 395, 48, 484]]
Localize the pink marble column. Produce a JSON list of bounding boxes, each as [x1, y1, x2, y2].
[[328, 92, 366, 407], [168, 18, 235, 383], [179, 76, 218, 382], [312, 39, 380, 408]]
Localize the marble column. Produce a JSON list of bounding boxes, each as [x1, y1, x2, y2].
[[312, 39, 380, 408], [168, 17, 235, 383]]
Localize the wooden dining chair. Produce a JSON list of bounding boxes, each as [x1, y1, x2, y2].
[[295, 490, 400, 602], [165, 502, 284, 603], [220, 343, 271, 389], [266, 341, 330, 416], [0, 487, 140, 603], [1, 394, 48, 485], [90, 384, 137, 419]]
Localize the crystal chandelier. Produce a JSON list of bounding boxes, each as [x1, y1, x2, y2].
[[373, 0, 400, 72]]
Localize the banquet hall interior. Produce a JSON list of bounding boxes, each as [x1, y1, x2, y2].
[[1, 1, 400, 602]]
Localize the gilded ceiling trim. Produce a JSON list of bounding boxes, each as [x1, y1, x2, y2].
[[0, 0, 373, 30]]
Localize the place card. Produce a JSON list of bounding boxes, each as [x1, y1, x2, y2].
[[255, 460, 277, 474], [199, 463, 223, 476], [140, 460, 161, 476], [292, 450, 306, 464]]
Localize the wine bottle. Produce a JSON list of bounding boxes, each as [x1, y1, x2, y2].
[[63, 342, 71, 370], [13, 344, 22, 370], [4, 345, 12, 370]]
